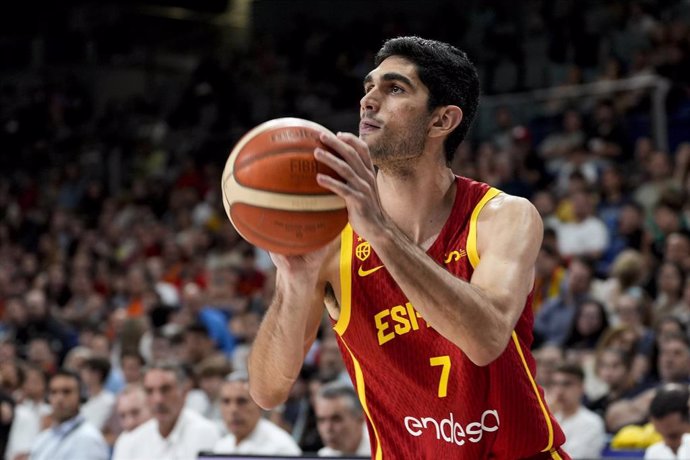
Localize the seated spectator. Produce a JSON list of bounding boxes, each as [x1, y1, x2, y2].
[[112, 363, 220, 460], [535, 257, 594, 346], [653, 262, 685, 321], [80, 356, 116, 431], [551, 363, 606, 458], [613, 291, 655, 361], [120, 351, 145, 386], [591, 249, 646, 314], [607, 333, 690, 433], [30, 369, 109, 460], [115, 384, 151, 433], [190, 355, 232, 423], [645, 384, 690, 459], [533, 244, 566, 314], [314, 381, 371, 457], [183, 322, 225, 368], [555, 188, 609, 260], [588, 348, 648, 432], [213, 371, 301, 455], [5, 364, 50, 460]]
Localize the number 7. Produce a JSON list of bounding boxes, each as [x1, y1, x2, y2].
[[430, 355, 451, 398]]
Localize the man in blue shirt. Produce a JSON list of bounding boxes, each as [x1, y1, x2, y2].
[[30, 369, 108, 460]]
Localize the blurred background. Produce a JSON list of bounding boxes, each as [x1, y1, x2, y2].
[[1, 0, 690, 459]]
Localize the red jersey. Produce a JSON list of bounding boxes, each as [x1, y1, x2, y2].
[[331, 176, 568, 460]]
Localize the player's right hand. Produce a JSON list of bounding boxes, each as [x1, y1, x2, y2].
[[268, 237, 336, 281]]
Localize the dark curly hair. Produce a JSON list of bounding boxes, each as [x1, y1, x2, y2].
[[375, 36, 480, 164]]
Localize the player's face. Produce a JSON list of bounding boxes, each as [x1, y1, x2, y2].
[[359, 56, 433, 167], [220, 381, 262, 442], [315, 396, 364, 453]]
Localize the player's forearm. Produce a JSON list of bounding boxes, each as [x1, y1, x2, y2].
[[248, 272, 319, 409], [371, 226, 511, 366]]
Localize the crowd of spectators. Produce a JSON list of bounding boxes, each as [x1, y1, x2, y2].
[[0, 0, 690, 458]]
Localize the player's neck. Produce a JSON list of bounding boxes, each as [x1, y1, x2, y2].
[[377, 164, 456, 247]]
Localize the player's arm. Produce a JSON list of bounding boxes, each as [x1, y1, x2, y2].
[[247, 246, 333, 409], [374, 194, 542, 366], [315, 132, 541, 366]]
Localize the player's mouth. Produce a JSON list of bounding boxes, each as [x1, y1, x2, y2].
[[359, 119, 381, 134]]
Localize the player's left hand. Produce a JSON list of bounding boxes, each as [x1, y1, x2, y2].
[[314, 132, 388, 243]]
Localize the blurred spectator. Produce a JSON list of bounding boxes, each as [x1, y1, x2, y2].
[[555, 188, 609, 259], [213, 372, 301, 455], [586, 99, 629, 161], [187, 355, 231, 423], [80, 357, 115, 432], [635, 151, 679, 218], [30, 369, 108, 460], [114, 385, 150, 433], [563, 299, 610, 356], [592, 249, 646, 314], [588, 348, 645, 431], [653, 262, 685, 320], [181, 282, 235, 357], [183, 322, 225, 368], [533, 244, 566, 313], [644, 384, 690, 459], [315, 381, 370, 457], [535, 257, 594, 346], [607, 333, 690, 433], [539, 110, 586, 175], [112, 363, 219, 460], [120, 351, 145, 386], [551, 363, 606, 458], [5, 365, 50, 460]]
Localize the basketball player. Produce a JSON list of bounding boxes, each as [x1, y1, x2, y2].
[[249, 36, 569, 459]]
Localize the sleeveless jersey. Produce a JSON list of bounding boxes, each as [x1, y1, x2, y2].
[[331, 176, 567, 460]]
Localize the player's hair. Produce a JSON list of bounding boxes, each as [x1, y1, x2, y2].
[[649, 384, 690, 422], [375, 36, 480, 164], [317, 381, 363, 417]]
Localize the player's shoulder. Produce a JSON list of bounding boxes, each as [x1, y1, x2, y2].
[[478, 192, 541, 230]]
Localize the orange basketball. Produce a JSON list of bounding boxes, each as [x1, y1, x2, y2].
[[221, 118, 348, 255]]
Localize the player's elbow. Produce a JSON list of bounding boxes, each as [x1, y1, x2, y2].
[[467, 331, 512, 367], [249, 380, 289, 410]]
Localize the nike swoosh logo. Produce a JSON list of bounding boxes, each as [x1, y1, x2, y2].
[[357, 265, 384, 277]]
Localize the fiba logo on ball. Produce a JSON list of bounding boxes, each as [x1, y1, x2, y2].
[[221, 118, 348, 255]]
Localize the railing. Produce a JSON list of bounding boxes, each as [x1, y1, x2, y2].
[[477, 75, 672, 152]]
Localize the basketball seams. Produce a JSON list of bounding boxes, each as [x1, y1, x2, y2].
[[223, 173, 346, 211], [220, 117, 347, 255]]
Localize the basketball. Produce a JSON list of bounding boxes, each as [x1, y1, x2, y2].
[[221, 117, 348, 255]]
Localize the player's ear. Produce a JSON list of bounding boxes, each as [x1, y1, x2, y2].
[[428, 105, 462, 139]]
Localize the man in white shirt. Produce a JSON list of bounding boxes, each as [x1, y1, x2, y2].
[[645, 384, 690, 459], [112, 362, 220, 460], [315, 381, 371, 457], [5, 364, 51, 460], [213, 371, 301, 455], [551, 363, 606, 459], [80, 356, 116, 431], [29, 369, 109, 460]]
